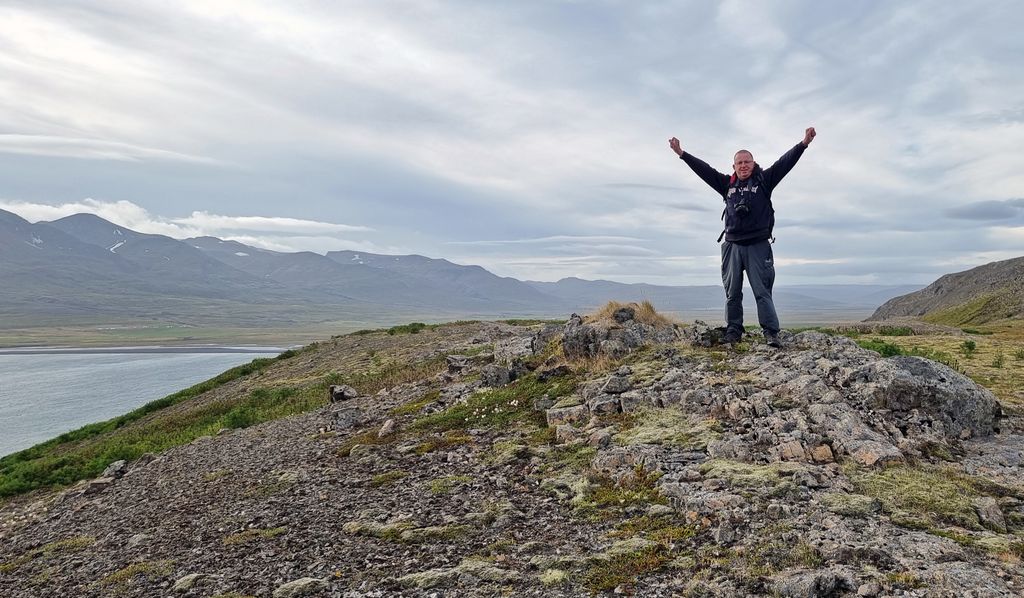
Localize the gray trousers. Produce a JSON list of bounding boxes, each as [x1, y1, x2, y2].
[[721, 240, 780, 336]]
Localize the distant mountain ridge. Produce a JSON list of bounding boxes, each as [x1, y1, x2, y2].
[[867, 256, 1024, 325], [0, 209, 921, 331]]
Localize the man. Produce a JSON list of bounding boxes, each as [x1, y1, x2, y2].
[[668, 127, 816, 347]]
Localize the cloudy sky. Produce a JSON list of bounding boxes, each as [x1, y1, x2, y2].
[[1, 0, 1022, 285]]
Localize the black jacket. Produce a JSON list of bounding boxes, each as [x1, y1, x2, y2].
[[681, 143, 806, 244]]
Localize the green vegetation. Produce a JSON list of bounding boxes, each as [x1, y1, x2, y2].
[[849, 463, 1021, 531], [614, 408, 721, 449], [428, 475, 473, 494], [856, 338, 963, 371], [223, 527, 287, 545], [923, 290, 1016, 326], [389, 390, 440, 416], [93, 560, 174, 588], [411, 372, 576, 433], [992, 353, 1006, 368], [698, 460, 803, 498], [582, 544, 671, 593], [886, 571, 926, 590], [370, 470, 408, 488], [611, 516, 699, 544], [876, 326, 914, 336], [961, 339, 978, 358], [857, 338, 903, 357], [1015, 348, 1024, 360], [387, 322, 433, 335]]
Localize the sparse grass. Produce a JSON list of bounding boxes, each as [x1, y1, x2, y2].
[[698, 460, 803, 498], [93, 560, 174, 587], [336, 430, 397, 458], [223, 527, 286, 546], [389, 390, 441, 416], [582, 544, 671, 593], [414, 431, 473, 454], [992, 353, 1006, 368], [611, 516, 699, 544], [923, 291, 1016, 327], [886, 571, 926, 590], [848, 463, 1020, 531], [585, 300, 678, 328], [576, 465, 667, 515], [614, 408, 721, 450], [370, 470, 408, 487], [429, 475, 473, 494], [411, 372, 576, 433]]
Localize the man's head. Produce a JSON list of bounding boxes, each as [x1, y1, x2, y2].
[[733, 150, 754, 180]]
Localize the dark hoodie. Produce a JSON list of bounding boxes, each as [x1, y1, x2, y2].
[[680, 142, 806, 244]]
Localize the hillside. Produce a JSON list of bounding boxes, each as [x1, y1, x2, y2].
[[1, 311, 1022, 597], [868, 256, 1024, 326]]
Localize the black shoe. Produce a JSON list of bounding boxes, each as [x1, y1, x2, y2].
[[766, 333, 783, 348], [723, 330, 742, 344]]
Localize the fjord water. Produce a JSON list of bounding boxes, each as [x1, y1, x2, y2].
[[0, 349, 279, 457]]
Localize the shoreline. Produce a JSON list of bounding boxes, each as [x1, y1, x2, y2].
[[0, 346, 287, 356]]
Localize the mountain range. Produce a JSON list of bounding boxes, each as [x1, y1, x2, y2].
[[0, 209, 921, 331]]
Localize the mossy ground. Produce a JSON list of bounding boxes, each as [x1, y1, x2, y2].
[[614, 407, 722, 450]]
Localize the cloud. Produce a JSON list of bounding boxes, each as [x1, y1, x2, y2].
[[172, 212, 373, 233], [945, 199, 1024, 220], [447, 235, 645, 246], [0, 135, 226, 165]]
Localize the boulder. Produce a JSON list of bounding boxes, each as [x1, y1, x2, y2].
[[480, 364, 511, 387], [328, 384, 359, 402], [272, 577, 329, 598]]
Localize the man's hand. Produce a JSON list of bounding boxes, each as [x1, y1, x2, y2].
[[802, 127, 816, 146], [669, 137, 683, 156]]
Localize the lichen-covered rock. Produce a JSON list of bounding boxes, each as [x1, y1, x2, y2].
[[272, 577, 329, 598], [479, 364, 511, 387]]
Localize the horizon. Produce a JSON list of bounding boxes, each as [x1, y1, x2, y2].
[[1, 2, 1022, 286]]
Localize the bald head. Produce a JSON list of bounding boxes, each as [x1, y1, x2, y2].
[[733, 150, 754, 180]]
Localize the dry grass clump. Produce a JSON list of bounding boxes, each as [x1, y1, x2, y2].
[[585, 300, 677, 327]]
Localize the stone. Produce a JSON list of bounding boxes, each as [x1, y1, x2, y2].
[[546, 405, 589, 427], [126, 533, 151, 549], [378, 419, 396, 438], [773, 569, 852, 597], [555, 425, 583, 444], [713, 524, 736, 544], [172, 573, 209, 592], [494, 336, 534, 367], [272, 577, 329, 598], [810, 444, 835, 463], [480, 364, 511, 387], [974, 496, 1007, 533], [328, 384, 359, 402], [618, 391, 646, 413], [102, 460, 127, 478], [857, 582, 881, 597], [588, 395, 621, 415], [538, 365, 571, 382], [778, 440, 806, 461], [446, 354, 470, 373], [602, 375, 632, 394], [82, 477, 114, 494], [332, 406, 362, 430], [588, 430, 612, 448]]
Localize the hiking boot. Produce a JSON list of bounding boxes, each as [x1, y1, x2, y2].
[[723, 329, 742, 344], [766, 333, 783, 348]]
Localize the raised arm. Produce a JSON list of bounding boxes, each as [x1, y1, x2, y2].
[[763, 127, 815, 190], [669, 137, 730, 196]]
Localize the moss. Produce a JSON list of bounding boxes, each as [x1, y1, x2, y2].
[[581, 544, 671, 593], [611, 516, 699, 544], [614, 408, 721, 449], [414, 431, 473, 455], [370, 470, 408, 487], [412, 373, 575, 433], [539, 568, 568, 586], [536, 443, 596, 476], [698, 459, 802, 497], [400, 524, 473, 543], [850, 464, 985, 530], [223, 527, 287, 546], [821, 492, 881, 517], [94, 560, 174, 587], [429, 475, 473, 495], [577, 465, 667, 514]]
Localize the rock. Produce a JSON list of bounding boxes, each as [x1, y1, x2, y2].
[[546, 405, 589, 427], [647, 504, 674, 517], [555, 425, 583, 444], [810, 444, 835, 463], [102, 460, 127, 478], [618, 390, 646, 413], [328, 384, 359, 402], [713, 524, 736, 544], [446, 354, 471, 373], [538, 365, 571, 382], [974, 496, 1007, 533], [494, 337, 534, 367], [602, 375, 632, 394], [126, 533, 151, 548], [82, 477, 114, 495], [331, 406, 362, 430], [778, 440, 806, 461], [272, 577, 329, 597], [857, 582, 881, 597], [588, 394, 621, 415], [378, 419, 396, 438], [588, 430, 612, 448], [773, 568, 853, 597], [612, 306, 636, 323], [398, 559, 514, 589], [172, 573, 209, 592], [480, 364, 511, 387]]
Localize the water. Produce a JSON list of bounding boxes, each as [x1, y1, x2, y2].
[[0, 348, 280, 458]]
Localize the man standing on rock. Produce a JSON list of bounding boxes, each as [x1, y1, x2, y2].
[[669, 127, 815, 348]]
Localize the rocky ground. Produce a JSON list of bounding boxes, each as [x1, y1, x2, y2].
[[1, 308, 1022, 597]]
